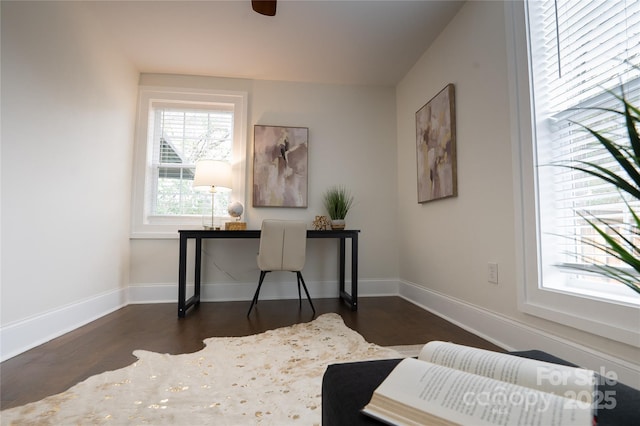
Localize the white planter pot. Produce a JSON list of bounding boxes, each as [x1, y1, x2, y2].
[[331, 219, 346, 230]]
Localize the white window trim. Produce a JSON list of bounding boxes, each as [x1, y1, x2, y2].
[[130, 86, 247, 239], [504, 1, 640, 348]]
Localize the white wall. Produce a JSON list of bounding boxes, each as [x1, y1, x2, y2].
[[129, 74, 399, 302], [396, 1, 639, 371], [0, 1, 139, 358]]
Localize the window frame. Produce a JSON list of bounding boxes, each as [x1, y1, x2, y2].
[[505, 0, 640, 348], [130, 86, 247, 239]]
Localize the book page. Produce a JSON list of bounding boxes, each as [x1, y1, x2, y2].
[[362, 358, 592, 426], [419, 341, 595, 403]]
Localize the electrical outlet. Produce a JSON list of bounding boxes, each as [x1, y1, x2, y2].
[[488, 263, 498, 284]]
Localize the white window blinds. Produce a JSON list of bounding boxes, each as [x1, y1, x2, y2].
[[527, 0, 640, 290], [151, 105, 233, 216]]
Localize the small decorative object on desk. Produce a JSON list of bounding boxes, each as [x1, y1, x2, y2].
[[225, 201, 247, 230], [225, 222, 247, 230], [322, 185, 354, 230], [228, 201, 244, 219], [313, 215, 331, 230]]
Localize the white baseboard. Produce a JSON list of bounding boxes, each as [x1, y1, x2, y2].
[[398, 280, 640, 386], [127, 278, 399, 304], [0, 288, 127, 362]]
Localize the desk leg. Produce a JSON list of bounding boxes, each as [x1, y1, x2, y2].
[[194, 237, 202, 306], [338, 236, 358, 311], [178, 234, 188, 318], [351, 234, 358, 311], [339, 237, 346, 294], [178, 236, 203, 318]]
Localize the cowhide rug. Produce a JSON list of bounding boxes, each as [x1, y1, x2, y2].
[[1, 313, 403, 425]]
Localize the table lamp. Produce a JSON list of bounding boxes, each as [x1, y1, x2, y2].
[[193, 160, 232, 230]]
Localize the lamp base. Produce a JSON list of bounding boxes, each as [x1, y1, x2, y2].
[[202, 211, 221, 230]]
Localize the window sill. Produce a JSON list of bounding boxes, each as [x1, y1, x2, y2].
[[130, 215, 233, 239]]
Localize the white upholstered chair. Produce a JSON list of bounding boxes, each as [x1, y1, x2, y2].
[[247, 220, 315, 315]]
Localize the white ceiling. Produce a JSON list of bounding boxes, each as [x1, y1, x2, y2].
[[83, 0, 465, 86]]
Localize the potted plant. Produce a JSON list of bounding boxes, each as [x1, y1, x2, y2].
[[322, 185, 354, 230], [556, 88, 640, 294]]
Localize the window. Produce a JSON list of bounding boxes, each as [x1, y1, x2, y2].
[[131, 87, 247, 238], [506, 0, 640, 346], [528, 0, 640, 301], [153, 107, 232, 216]]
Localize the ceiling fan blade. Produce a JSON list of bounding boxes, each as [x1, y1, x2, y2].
[[252, 0, 277, 16]]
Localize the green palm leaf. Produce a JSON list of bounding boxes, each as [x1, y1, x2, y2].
[[556, 89, 640, 293]]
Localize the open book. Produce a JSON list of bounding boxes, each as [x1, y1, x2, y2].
[[362, 341, 596, 426]]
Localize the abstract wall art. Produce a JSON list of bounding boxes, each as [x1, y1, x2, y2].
[[416, 84, 457, 203], [253, 125, 309, 207]]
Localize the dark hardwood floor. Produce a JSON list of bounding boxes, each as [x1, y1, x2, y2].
[[0, 297, 503, 410]]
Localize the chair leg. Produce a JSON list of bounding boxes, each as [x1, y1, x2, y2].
[[248, 271, 269, 316], [297, 274, 302, 308], [296, 271, 315, 314]]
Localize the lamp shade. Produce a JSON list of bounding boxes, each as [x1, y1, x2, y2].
[[193, 160, 232, 190]]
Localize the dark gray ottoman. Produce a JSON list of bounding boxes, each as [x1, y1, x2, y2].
[[321, 350, 640, 425]]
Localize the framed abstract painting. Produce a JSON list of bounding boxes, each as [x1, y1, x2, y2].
[[253, 125, 308, 207], [415, 84, 457, 203]]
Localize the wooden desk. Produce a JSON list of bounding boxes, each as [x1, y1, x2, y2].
[[178, 229, 360, 317]]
